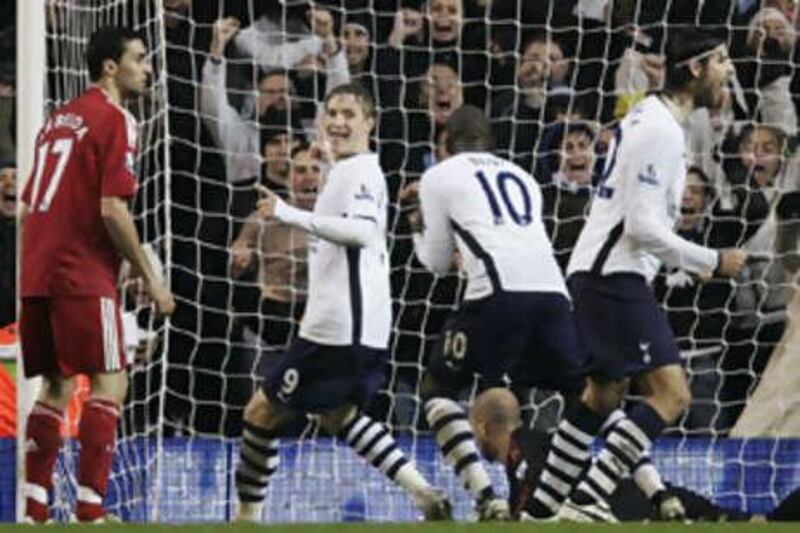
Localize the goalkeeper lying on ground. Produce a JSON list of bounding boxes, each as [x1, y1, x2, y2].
[[469, 388, 800, 522]]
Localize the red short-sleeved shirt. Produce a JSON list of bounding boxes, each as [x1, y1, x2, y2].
[[21, 87, 139, 297]]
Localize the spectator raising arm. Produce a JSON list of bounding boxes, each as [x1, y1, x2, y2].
[[235, 8, 348, 89], [200, 17, 262, 183], [306, 8, 351, 121], [234, 15, 322, 70]]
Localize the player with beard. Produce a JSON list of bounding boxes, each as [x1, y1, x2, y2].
[[19, 27, 175, 522], [542, 29, 749, 522]]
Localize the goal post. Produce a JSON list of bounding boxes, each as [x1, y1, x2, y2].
[[15, 0, 46, 523], [14, 0, 173, 522]]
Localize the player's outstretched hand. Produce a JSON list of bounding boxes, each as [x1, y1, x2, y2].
[[256, 184, 278, 218], [717, 249, 748, 277], [148, 280, 176, 316]]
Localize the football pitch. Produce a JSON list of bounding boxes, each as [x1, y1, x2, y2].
[[5, 523, 800, 532]]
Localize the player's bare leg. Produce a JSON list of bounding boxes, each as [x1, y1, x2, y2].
[[235, 389, 298, 522], [421, 374, 507, 521], [560, 366, 690, 522], [582, 377, 628, 416], [24, 375, 76, 523], [320, 404, 452, 521], [74, 371, 127, 522], [636, 365, 692, 425]]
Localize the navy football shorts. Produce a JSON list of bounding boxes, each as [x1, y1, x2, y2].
[[568, 272, 681, 381], [263, 337, 388, 413], [428, 291, 586, 395]]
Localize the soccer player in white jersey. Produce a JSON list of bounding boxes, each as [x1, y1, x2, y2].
[[234, 83, 451, 522], [553, 30, 748, 522], [407, 105, 600, 521]]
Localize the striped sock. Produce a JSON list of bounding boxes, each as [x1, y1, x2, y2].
[[601, 409, 666, 499], [574, 403, 666, 506], [236, 421, 280, 504], [600, 408, 627, 435], [340, 413, 430, 494], [530, 401, 605, 517], [425, 397, 494, 503]]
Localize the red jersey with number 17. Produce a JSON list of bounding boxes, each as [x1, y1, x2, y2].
[[21, 86, 139, 298]]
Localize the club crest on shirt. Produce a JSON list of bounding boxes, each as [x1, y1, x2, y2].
[[354, 183, 374, 201], [637, 164, 659, 186]]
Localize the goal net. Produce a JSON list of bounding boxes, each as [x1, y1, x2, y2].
[[25, 0, 800, 523], [36, 0, 170, 522]]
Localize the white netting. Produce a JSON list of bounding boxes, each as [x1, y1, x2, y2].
[[35, 0, 800, 523], [42, 0, 168, 521]]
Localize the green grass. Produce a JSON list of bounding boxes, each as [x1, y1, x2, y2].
[[2, 523, 800, 532]]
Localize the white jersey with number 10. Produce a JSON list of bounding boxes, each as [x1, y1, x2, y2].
[[414, 152, 567, 301]]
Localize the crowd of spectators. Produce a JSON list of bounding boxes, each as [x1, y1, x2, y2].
[[0, 6, 15, 330], [35, 0, 800, 437]]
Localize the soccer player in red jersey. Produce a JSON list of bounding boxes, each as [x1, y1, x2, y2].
[[19, 26, 175, 523]]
